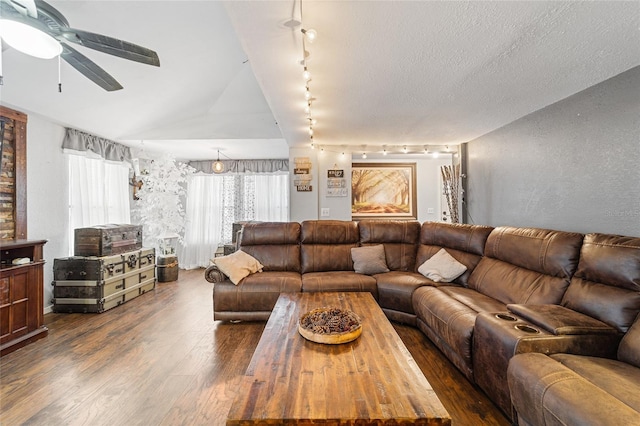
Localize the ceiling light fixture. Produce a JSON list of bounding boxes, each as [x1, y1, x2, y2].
[[0, 19, 62, 59], [212, 150, 225, 174], [299, 0, 319, 149], [301, 28, 317, 43]]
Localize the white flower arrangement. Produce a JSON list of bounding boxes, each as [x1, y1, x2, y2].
[[134, 154, 194, 250]]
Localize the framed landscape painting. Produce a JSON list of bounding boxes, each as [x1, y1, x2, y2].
[[351, 163, 417, 220]]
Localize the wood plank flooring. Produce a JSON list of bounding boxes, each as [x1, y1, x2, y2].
[[0, 269, 509, 426]]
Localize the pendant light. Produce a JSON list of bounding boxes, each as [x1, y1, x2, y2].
[[212, 150, 224, 174]]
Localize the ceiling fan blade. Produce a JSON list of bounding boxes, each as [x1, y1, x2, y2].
[[4, 0, 37, 18], [61, 28, 160, 67], [61, 43, 123, 91]]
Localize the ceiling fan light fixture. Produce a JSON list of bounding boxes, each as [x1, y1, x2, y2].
[[0, 19, 62, 59]]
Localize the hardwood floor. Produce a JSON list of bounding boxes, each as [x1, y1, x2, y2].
[[0, 269, 509, 425]]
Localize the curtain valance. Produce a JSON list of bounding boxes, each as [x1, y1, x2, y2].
[[62, 128, 132, 163], [189, 159, 289, 174]]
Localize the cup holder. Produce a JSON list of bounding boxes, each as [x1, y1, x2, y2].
[[495, 313, 517, 322], [515, 324, 539, 334]]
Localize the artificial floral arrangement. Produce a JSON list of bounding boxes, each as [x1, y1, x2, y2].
[[134, 154, 194, 250]]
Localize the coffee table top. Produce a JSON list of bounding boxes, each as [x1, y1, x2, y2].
[[227, 292, 451, 425]]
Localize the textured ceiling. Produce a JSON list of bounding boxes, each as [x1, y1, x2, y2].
[[226, 0, 640, 150], [1, 1, 638, 160]]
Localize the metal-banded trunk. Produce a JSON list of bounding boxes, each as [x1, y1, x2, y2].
[[52, 248, 155, 313], [74, 224, 143, 257]]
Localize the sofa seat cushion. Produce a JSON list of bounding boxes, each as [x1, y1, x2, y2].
[[413, 286, 479, 380], [439, 286, 508, 314], [550, 353, 640, 412], [375, 271, 435, 315], [301, 271, 378, 298], [213, 271, 302, 317], [508, 353, 640, 426]]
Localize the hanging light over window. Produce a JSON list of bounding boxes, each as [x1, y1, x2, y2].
[[212, 150, 224, 174]]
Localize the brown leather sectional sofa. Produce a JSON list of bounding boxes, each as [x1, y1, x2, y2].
[[204, 219, 640, 424]]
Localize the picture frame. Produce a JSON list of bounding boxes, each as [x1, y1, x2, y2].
[[351, 162, 417, 220]]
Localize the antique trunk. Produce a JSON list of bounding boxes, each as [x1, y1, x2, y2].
[[52, 248, 155, 313], [74, 224, 143, 257]]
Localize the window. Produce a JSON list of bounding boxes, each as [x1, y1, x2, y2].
[[180, 172, 289, 269], [67, 154, 131, 254]]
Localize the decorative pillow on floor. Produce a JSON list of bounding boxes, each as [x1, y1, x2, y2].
[[213, 250, 264, 285], [351, 244, 390, 275], [418, 248, 467, 282]]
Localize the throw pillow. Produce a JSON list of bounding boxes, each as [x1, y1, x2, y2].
[[213, 250, 264, 285], [418, 248, 467, 283], [351, 244, 390, 275]]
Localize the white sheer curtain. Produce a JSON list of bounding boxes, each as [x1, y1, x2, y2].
[[180, 172, 289, 269], [253, 174, 289, 221], [67, 154, 131, 254], [180, 175, 225, 269]]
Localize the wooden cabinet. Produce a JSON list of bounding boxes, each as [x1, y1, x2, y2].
[[0, 239, 48, 356]]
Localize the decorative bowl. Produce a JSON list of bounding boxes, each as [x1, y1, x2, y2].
[[298, 307, 362, 344]]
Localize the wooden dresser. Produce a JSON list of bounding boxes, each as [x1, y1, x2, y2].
[[0, 239, 48, 356]]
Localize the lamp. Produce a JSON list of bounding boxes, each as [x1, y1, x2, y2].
[[0, 19, 62, 59], [212, 150, 224, 174]]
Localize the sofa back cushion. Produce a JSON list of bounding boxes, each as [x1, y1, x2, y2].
[[468, 227, 583, 305], [618, 313, 640, 367], [416, 222, 494, 286], [358, 220, 420, 271], [301, 220, 359, 273], [562, 233, 640, 333], [239, 222, 301, 272]]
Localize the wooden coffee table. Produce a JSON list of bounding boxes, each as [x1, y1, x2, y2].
[[227, 292, 451, 425]]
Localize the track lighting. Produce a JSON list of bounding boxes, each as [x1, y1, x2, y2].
[[303, 67, 311, 81], [301, 28, 317, 43]]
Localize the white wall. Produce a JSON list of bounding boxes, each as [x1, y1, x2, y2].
[[290, 147, 453, 223], [25, 113, 69, 312], [467, 66, 640, 237]]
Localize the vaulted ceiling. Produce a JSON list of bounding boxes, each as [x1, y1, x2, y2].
[[1, 1, 638, 160]]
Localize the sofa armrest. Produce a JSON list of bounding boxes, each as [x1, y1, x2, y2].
[[507, 304, 618, 335], [204, 264, 227, 283]]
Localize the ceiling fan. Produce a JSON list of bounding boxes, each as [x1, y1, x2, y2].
[[0, 0, 160, 91]]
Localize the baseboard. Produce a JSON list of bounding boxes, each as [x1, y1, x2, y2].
[[44, 305, 53, 314]]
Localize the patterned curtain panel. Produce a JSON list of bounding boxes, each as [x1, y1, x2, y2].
[[179, 172, 289, 269]]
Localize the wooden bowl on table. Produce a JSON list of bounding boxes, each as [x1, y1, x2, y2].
[[298, 307, 362, 344]]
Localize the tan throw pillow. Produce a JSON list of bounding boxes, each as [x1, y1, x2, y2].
[[213, 250, 264, 285], [418, 248, 467, 283], [351, 244, 390, 275]]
